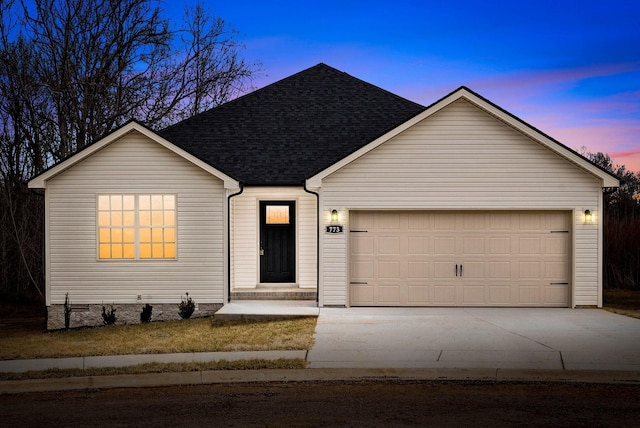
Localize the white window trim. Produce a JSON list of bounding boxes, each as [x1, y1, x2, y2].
[[96, 194, 178, 261]]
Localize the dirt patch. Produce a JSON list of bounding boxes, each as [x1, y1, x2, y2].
[[604, 289, 640, 319]]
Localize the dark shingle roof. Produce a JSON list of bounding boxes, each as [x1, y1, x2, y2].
[[159, 63, 426, 185]]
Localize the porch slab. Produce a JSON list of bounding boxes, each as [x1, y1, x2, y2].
[[215, 300, 319, 320]]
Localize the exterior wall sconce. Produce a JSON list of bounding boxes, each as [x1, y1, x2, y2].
[[331, 209, 339, 223], [584, 209, 592, 223]]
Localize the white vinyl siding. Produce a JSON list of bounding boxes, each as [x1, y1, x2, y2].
[[319, 99, 602, 307], [45, 130, 225, 305], [230, 187, 317, 289]]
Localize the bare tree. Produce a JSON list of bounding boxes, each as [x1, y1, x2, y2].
[[0, 0, 259, 304]]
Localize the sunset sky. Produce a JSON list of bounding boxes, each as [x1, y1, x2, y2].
[[173, 0, 639, 173]]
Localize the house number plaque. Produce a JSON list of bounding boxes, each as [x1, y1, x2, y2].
[[325, 225, 344, 234]]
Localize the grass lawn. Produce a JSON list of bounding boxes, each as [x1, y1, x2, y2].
[[0, 316, 317, 360]]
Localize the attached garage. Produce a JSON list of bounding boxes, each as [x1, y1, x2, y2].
[[349, 211, 571, 307], [309, 86, 620, 309]]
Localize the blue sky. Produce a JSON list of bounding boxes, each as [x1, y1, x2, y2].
[[170, 0, 639, 172]]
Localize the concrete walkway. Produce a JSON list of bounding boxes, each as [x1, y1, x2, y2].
[[214, 300, 319, 319], [2, 307, 640, 393]]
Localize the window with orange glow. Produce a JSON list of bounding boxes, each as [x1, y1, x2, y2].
[[97, 194, 176, 260]]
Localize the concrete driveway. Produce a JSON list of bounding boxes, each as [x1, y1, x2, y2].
[[307, 308, 640, 371]]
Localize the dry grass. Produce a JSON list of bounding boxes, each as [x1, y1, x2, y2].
[[603, 289, 640, 319], [0, 316, 317, 360], [0, 358, 307, 381]]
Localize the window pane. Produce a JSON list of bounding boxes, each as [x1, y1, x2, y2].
[[111, 195, 122, 210], [139, 195, 150, 210], [152, 243, 163, 258], [98, 212, 110, 226], [98, 195, 110, 210], [99, 228, 110, 243], [152, 195, 163, 210], [111, 212, 122, 226], [123, 195, 135, 210], [123, 228, 135, 243], [164, 195, 175, 210], [123, 211, 135, 226], [140, 243, 151, 258], [164, 228, 175, 243], [112, 228, 123, 243], [99, 244, 111, 259], [266, 205, 289, 224], [164, 210, 175, 226], [140, 228, 151, 243], [152, 228, 163, 242], [151, 211, 162, 225], [112, 244, 123, 258], [123, 244, 135, 259], [139, 211, 150, 226], [164, 243, 176, 259]]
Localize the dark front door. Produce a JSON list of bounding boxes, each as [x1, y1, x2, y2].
[[260, 201, 295, 283]]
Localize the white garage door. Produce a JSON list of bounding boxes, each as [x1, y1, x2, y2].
[[349, 211, 570, 307]]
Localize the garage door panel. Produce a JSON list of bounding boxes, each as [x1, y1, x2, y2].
[[433, 285, 456, 304], [378, 236, 400, 254], [463, 285, 486, 304], [462, 237, 486, 255], [519, 237, 541, 254], [545, 284, 569, 304], [378, 285, 401, 304], [350, 211, 570, 307], [433, 261, 456, 279], [378, 261, 400, 279], [434, 237, 455, 254], [351, 235, 374, 254], [434, 214, 456, 230], [351, 284, 374, 305], [408, 261, 429, 279], [545, 260, 569, 280], [488, 285, 511, 304], [460, 260, 485, 279], [408, 285, 429, 304], [351, 260, 374, 279], [408, 236, 429, 255], [489, 237, 511, 255], [545, 236, 568, 254], [490, 261, 511, 278], [519, 286, 542, 304]]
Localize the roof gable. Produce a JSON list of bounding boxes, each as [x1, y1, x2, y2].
[[307, 86, 620, 188], [28, 121, 239, 189], [159, 63, 426, 185]]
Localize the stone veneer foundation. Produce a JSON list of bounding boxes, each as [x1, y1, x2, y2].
[[47, 303, 223, 330]]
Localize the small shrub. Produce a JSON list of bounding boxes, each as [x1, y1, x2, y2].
[[178, 293, 195, 319], [64, 293, 72, 330], [140, 304, 153, 323], [101, 304, 117, 325]]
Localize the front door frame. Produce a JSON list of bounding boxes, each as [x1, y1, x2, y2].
[[259, 200, 296, 283]]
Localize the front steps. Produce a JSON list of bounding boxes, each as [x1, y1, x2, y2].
[[230, 287, 317, 301]]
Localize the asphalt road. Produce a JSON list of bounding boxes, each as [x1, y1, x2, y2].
[[2, 380, 639, 427]]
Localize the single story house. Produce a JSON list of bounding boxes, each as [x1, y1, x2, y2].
[[29, 64, 620, 329]]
